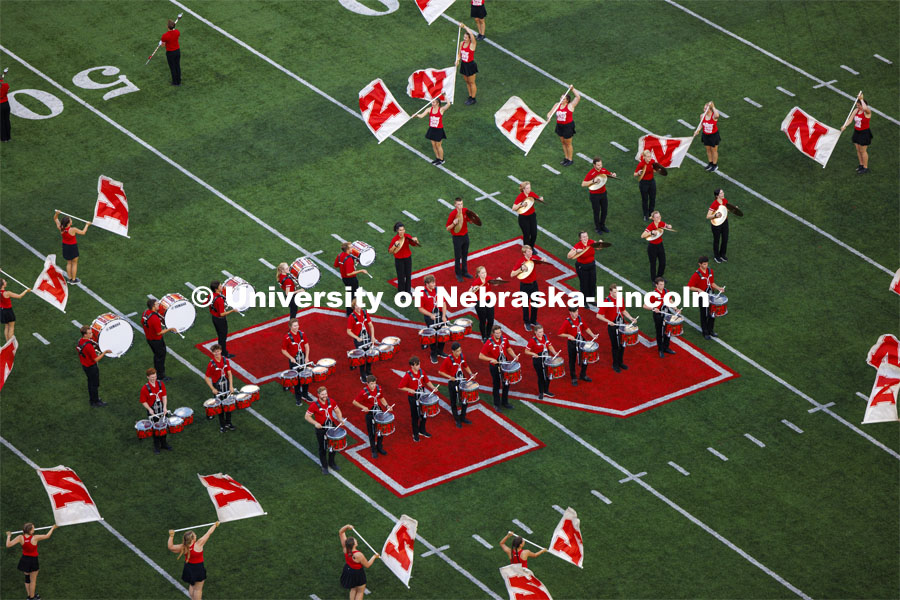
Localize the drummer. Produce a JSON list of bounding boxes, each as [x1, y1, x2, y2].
[[347, 299, 375, 384], [510, 245, 544, 332], [281, 318, 311, 404], [140, 368, 172, 454], [557, 306, 598, 386], [352, 375, 391, 459], [524, 324, 559, 400], [209, 281, 237, 358], [204, 344, 236, 433], [276, 262, 299, 320], [417, 275, 448, 364], [596, 285, 637, 373], [335, 242, 369, 316], [142, 298, 176, 383], [478, 325, 518, 410], [77, 325, 111, 408], [305, 386, 345, 475], [643, 277, 678, 358], [688, 256, 724, 341], [398, 356, 439, 442], [438, 342, 474, 427]]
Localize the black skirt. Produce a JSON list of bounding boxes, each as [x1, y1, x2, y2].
[[460, 61, 478, 77], [0, 307, 15, 324], [62, 242, 79, 260], [555, 121, 576, 138], [701, 131, 721, 147], [852, 128, 872, 146], [425, 127, 446, 142], [470, 4, 487, 18], [18, 555, 39, 572], [182, 561, 207, 584], [341, 564, 367, 589]]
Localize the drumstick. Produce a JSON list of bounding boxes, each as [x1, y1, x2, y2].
[[365, 272, 373, 279]]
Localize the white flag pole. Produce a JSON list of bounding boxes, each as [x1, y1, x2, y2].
[[350, 527, 379, 555], [0, 270, 31, 290], [171, 520, 217, 533], [54, 210, 91, 224], [9, 524, 54, 535]]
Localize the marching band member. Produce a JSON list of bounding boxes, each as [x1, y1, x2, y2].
[[469, 0, 487, 40], [479, 325, 518, 410], [0, 71, 9, 142], [1, 278, 30, 342], [53, 210, 88, 284], [641, 211, 672, 282], [557, 306, 597, 386], [6, 523, 57, 600], [706, 189, 729, 263], [141, 368, 172, 454], [417, 97, 450, 165], [633, 149, 658, 222], [352, 375, 390, 458], [339, 524, 379, 600], [581, 156, 616, 233], [438, 342, 474, 427], [524, 324, 558, 400], [305, 386, 345, 474], [281, 318, 311, 404], [142, 298, 176, 382], [418, 275, 448, 364], [347, 299, 375, 383], [500, 532, 545, 567], [643, 278, 678, 358], [446, 197, 474, 281], [841, 93, 873, 174], [567, 231, 598, 308], [458, 23, 479, 104], [547, 88, 581, 166], [276, 262, 299, 320], [160, 19, 181, 86], [688, 256, 725, 341], [204, 344, 236, 432], [697, 101, 720, 171], [470, 266, 494, 342], [388, 222, 418, 296], [398, 356, 439, 442], [167, 522, 218, 600], [596, 285, 636, 373], [335, 242, 369, 316], [510, 245, 543, 331], [77, 325, 110, 407], [512, 181, 542, 249], [208, 281, 236, 358]]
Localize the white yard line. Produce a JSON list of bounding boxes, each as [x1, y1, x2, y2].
[[512, 519, 533, 535], [330, 233, 346, 243], [184, 281, 197, 290], [708, 447, 729, 461], [367, 222, 385, 234], [576, 152, 593, 162], [873, 54, 892, 64], [781, 420, 804, 434], [507, 175, 522, 184], [744, 434, 766, 448], [259, 257, 276, 269], [668, 461, 690, 476], [542, 164, 561, 175], [421, 544, 450, 558], [776, 86, 795, 97], [839, 65, 859, 75], [436, 197, 455, 209], [856, 392, 868, 402], [552, 504, 565, 514], [590, 490, 612, 504], [609, 141, 629, 152], [678, 119, 694, 129], [402, 210, 420, 222], [472, 534, 492, 549], [32, 332, 50, 345], [743, 97, 762, 108], [71, 319, 82, 328]]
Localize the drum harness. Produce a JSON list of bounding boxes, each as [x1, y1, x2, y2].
[[144, 381, 168, 424]]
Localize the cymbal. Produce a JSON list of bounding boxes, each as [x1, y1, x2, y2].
[[652, 163, 668, 176], [726, 204, 744, 217], [467, 210, 482, 226], [591, 241, 612, 248], [513, 197, 535, 214], [410, 238, 421, 247], [516, 260, 536, 280], [487, 278, 508, 284]]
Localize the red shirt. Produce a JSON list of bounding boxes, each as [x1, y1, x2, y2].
[[421, 287, 442, 316], [161, 29, 180, 51], [689, 268, 715, 293], [428, 107, 444, 129], [572, 239, 595, 264], [709, 198, 728, 213], [583, 167, 612, 194], [61, 226, 77, 245], [514, 254, 541, 284], [22, 535, 38, 557], [644, 221, 667, 245], [440, 354, 469, 378], [513, 191, 539, 216], [307, 397, 338, 426], [399, 369, 431, 393], [647, 288, 669, 310], [471, 276, 491, 293], [389, 234, 413, 260], [187, 542, 203, 564], [142, 310, 164, 340], [335, 252, 355, 278], [511, 548, 528, 569], [140, 381, 167, 408], [527, 334, 551, 356], [0, 292, 11, 309], [355, 384, 385, 410], [459, 44, 474, 63], [77, 338, 100, 367], [279, 273, 297, 293], [205, 357, 231, 383], [555, 102, 573, 124], [282, 330, 305, 358], [347, 309, 371, 337], [635, 159, 655, 181], [600, 294, 625, 324], [558, 315, 584, 339], [0, 81, 8, 104], [447, 209, 470, 236], [345, 551, 363, 570], [701, 115, 718, 135], [854, 110, 870, 131], [481, 335, 510, 361], [471, 0, 484, 5]]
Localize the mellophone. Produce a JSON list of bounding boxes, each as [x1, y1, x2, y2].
[[202, 384, 262, 419], [135, 406, 197, 439], [279, 358, 338, 391], [347, 336, 401, 368]]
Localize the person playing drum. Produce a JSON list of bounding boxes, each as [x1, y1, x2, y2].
[[596, 285, 637, 373], [53, 210, 88, 284], [352, 375, 391, 459], [470, 266, 494, 342], [347, 299, 375, 384], [281, 318, 312, 405], [706, 189, 729, 263], [581, 156, 616, 234], [6, 523, 58, 600], [142, 298, 176, 383], [510, 245, 544, 332], [524, 324, 559, 400], [339, 524, 379, 600], [688, 256, 725, 341], [500, 532, 546, 568], [141, 367, 172, 454], [77, 325, 111, 408], [1, 278, 30, 342], [398, 356, 439, 442], [335, 242, 370, 316], [276, 262, 300, 320], [438, 342, 474, 428], [305, 386, 345, 474], [388, 222, 418, 297], [418, 274, 448, 364], [479, 325, 518, 410], [208, 281, 237, 358], [643, 277, 678, 359], [557, 306, 599, 386], [167, 522, 218, 600], [204, 344, 236, 433]]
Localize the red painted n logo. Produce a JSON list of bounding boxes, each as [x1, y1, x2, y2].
[[383, 524, 414, 570], [42, 469, 94, 509], [785, 110, 829, 157], [508, 575, 552, 600], [96, 178, 128, 226], [501, 107, 542, 143], [200, 475, 255, 508], [359, 83, 401, 132], [410, 70, 446, 100]]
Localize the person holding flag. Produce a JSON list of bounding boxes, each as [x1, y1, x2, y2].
[[470, 0, 487, 40], [339, 524, 379, 600], [500, 531, 546, 567], [53, 211, 89, 284], [840, 93, 873, 174], [77, 325, 110, 407], [417, 97, 450, 165], [1, 278, 30, 342], [457, 23, 479, 105], [160, 19, 181, 86], [167, 522, 218, 600], [6, 523, 58, 600], [547, 87, 581, 167], [697, 101, 721, 172]]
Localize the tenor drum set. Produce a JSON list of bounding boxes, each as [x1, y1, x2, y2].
[[346, 336, 401, 369], [280, 358, 338, 394], [134, 406, 195, 439]]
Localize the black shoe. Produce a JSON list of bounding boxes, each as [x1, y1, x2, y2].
[[420, 431, 432, 438], [714, 257, 723, 263], [227, 423, 236, 430], [435, 159, 445, 166], [856, 164, 863, 173], [721, 256, 728, 262], [620, 364, 628, 370], [709, 164, 718, 172], [705, 162, 713, 171], [462, 418, 472, 424], [456, 420, 463, 428], [563, 159, 574, 167], [502, 403, 514, 410], [704, 335, 712, 340], [437, 353, 450, 359], [710, 332, 719, 338], [153, 447, 161, 454], [464, 97, 475, 105], [329, 461, 341, 472], [600, 225, 610, 233], [664, 348, 676, 355], [161, 376, 172, 382], [456, 276, 464, 282], [378, 446, 387, 455], [462, 272, 474, 279], [296, 399, 303, 406], [431, 158, 440, 165], [372, 449, 379, 459], [643, 215, 649, 222], [92, 400, 108, 407], [560, 158, 568, 166], [322, 467, 329, 475], [544, 392, 555, 398], [413, 436, 420, 442], [430, 356, 439, 364], [580, 375, 592, 382], [538, 393, 543, 400], [71, 278, 81, 284], [571, 378, 578, 386], [475, 33, 485, 41], [659, 351, 665, 358], [163, 443, 173, 450], [360, 375, 368, 383], [226, 352, 236, 358], [220, 426, 227, 433], [524, 323, 532, 332], [613, 365, 621, 373]]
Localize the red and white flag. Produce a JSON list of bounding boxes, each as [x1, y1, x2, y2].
[[198, 473, 265, 523], [38, 466, 102, 526], [780, 107, 841, 168], [380, 514, 418, 588], [495, 96, 548, 155], [863, 360, 900, 424], [31, 254, 68, 312], [407, 66, 456, 104], [359, 79, 411, 144], [0, 336, 18, 393], [867, 334, 900, 370], [92, 175, 130, 238], [547, 507, 584, 568], [634, 134, 695, 168], [415, 0, 455, 25], [890, 268, 900, 296], [499, 564, 553, 600]]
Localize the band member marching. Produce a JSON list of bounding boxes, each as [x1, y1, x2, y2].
[[388, 222, 418, 296], [208, 281, 236, 358], [281, 318, 311, 404], [204, 344, 236, 432], [446, 197, 475, 281], [500, 532, 546, 568], [469, 0, 487, 40], [696, 101, 721, 172], [840, 93, 872, 174], [347, 299, 375, 383], [458, 23, 479, 105], [547, 87, 581, 166], [641, 211, 673, 283], [581, 156, 616, 233], [470, 266, 494, 342], [305, 386, 345, 474], [557, 306, 598, 386], [567, 231, 600, 308], [706, 189, 729, 263], [417, 97, 450, 165], [142, 298, 176, 382], [688, 256, 725, 341], [524, 324, 558, 400], [1, 278, 30, 342], [77, 325, 111, 407], [160, 18, 182, 86], [418, 275, 448, 364], [479, 325, 518, 410], [438, 342, 475, 427], [6, 523, 58, 600], [633, 149, 658, 222], [339, 524, 379, 600], [276, 262, 300, 320], [512, 181, 543, 249], [335, 243, 370, 316], [141, 368, 172, 454], [398, 357, 439, 442], [53, 210, 89, 284], [167, 522, 219, 600], [596, 285, 637, 373], [643, 277, 679, 358], [511, 245, 544, 331], [352, 375, 392, 459]]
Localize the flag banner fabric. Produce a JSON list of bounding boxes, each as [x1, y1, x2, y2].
[[380, 514, 418, 588], [495, 96, 548, 155], [634, 133, 695, 168], [359, 79, 411, 144], [547, 507, 584, 568], [38, 466, 102, 526], [198, 473, 265, 523], [890, 268, 900, 296], [31, 254, 68, 312], [92, 175, 130, 238], [0, 336, 19, 392], [863, 360, 900, 424], [499, 564, 553, 600], [415, 0, 455, 25], [407, 66, 456, 104], [780, 107, 841, 167], [867, 334, 899, 370]]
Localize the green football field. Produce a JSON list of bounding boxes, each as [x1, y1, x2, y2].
[[1, 1, 898, 599]]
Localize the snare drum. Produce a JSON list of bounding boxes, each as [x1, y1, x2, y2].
[[297, 368, 314, 385], [235, 392, 253, 410], [577, 340, 600, 364], [279, 369, 299, 389], [312, 366, 328, 382], [158, 293, 196, 334], [174, 407, 194, 426], [349, 241, 376, 266], [460, 380, 480, 404], [152, 418, 168, 437], [436, 327, 451, 343], [222, 276, 255, 312], [167, 416, 185, 434], [90, 312, 133, 357], [418, 327, 436, 346], [709, 294, 728, 318], [326, 427, 348, 452], [220, 395, 237, 413], [544, 356, 566, 380], [448, 325, 465, 341], [418, 391, 440, 417], [347, 349, 366, 367], [374, 411, 395, 437], [454, 318, 473, 336], [377, 343, 395, 361], [619, 324, 639, 347], [365, 348, 380, 364], [316, 358, 336, 375], [381, 336, 401, 347], [135, 420, 153, 439], [203, 398, 222, 417], [664, 313, 684, 337], [240, 385, 260, 404], [289, 256, 321, 289], [500, 362, 523, 385]]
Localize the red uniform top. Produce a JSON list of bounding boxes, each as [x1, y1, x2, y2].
[[471, 276, 491, 292], [279, 273, 297, 293], [644, 221, 668, 245], [701, 115, 718, 135], [77, 338, 100, 367], [854, 111, 871, 131], [513, 191, 540, 216], [527, 334, 551, 356], [389, 234, 413, 260], [22, 535, 38, 557], [421, 287, 442, 316], [583, 167, 612, 194], [634, 159, 655, 181], [0, 292, 11, 309], [471, 0, 484, 5], [600, 294, 625, 324], [140, 380, 167, 408], [646, 288, 669, 310], [335, 252, 355, 278], [307, 397, 338, 426], [142, 310, 164, 340], [399, 369, 431, 393], [447, 208, 471, 236], [161, 29, 180, 51], [205, 357, 231, 383], [347, 310, 371, 337], [689, 267, 715, 293], [572, 239, 595, 264], [345, 551, 363, 570], [481, 335, 510, 361], [61, 225, 77, 245], [0, 81, 8, 104], [514, 254, 542, 284], [209, 292, 226, 317], [709, 197, 728, 214], [187, 542, 204, 564], [428, 107, 444, 129], [511, 548, 527, 568], [459, 44, 475, 63], [555, 102, 573, 124], [355, 384, 384, 410], [558, 315, 584, 339], [282, 330, 305, 358], [440, 354, 469, 378]]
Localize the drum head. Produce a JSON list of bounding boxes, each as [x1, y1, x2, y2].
[[96, 317, 133, 357], [453, 319, 471, 328], [168, 416, 183, 427], [500, 362, 520, 373], [461, 381, 479, 392], [240, 385, 260, 394], [297, 265, 320, 289], [620, 324, 639, 334], [174, 407, 193, 418], [226, 283, 255, 312], [374, 411, 395, 424], [711, 294, 728, 305], [317, 358, 336, 368], [382, 336, 401, 346], [163, 298, 196, 333], [326, 427, 347, 441]]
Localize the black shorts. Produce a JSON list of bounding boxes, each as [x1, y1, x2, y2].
[[852, 128, 872, 146], [460, 61, 478, 77], [701, 131, 721, 147], [18, 555, 39, 572], [0, 308, 14, 324], [182, 561, 207, 584], [555, 122, 576, 138], [425, 127, 446, 142], [341, 564, 367, 589], [62, 243, 79, 261], [470, 4, 487, 18]]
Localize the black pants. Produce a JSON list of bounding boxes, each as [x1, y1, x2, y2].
[[217, 402, 234, 428], [518, 213, 537, 249], [151, 416, 169, 451], [147, 338, 167, 379], [424, 316, 445, 360], [647, 243, 666, 281], [212, 316, 228, 355], [288, 295, 298, 320], [712, 221, 729, 260], [576, 262, 597, 306], [475, 306, 494, 341], [532, 357, 550, 395], [407, 395, 428, 438], [653, 311, 671, 353], [166, 49, 181, 85], [589, 191, 608, 230], [639, 179, 656, 218], [364, 411, 384, 452], [607, 324, 625, 369], [0, 101, 10, 142], [452, 234, 469, 277], [290, 360, 310, 401], [489, 363, 510, 407], [354, 338, 372, 379], [342, 277, 359, 315], [82, 364, 100, 405], [315, 427, 337, 469], [699, 305, 716, 336], [395, 257, 412, 295], [448, 380, 469, 423], [519, 281, 538, 326], [567, 340, 587, 380]]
